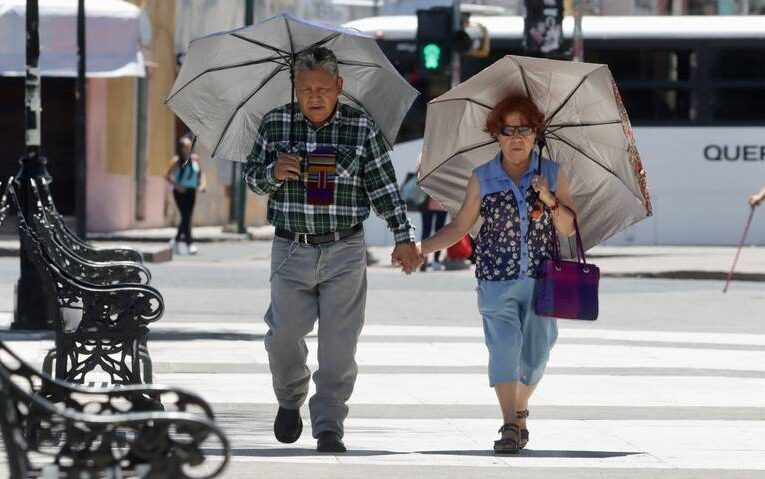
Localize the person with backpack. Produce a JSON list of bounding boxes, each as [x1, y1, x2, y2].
[[165, 136, 206, 254]]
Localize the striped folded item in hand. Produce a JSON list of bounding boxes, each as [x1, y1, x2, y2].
[[305, 146, 336, 205]]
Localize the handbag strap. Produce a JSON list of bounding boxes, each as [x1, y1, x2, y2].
[[536, 138, 587, 263], [548, 209, 587, 264]]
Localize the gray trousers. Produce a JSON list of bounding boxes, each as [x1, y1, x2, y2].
[[265, 230, 367, 438]]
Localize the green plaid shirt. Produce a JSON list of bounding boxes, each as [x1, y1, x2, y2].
[[244, 103, 415, 244]]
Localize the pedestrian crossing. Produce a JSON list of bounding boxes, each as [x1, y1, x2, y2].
[[4, 319, 764, 477]]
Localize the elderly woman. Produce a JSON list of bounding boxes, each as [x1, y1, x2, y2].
[[418, 95, 576, 453]]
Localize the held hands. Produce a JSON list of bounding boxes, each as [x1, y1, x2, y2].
[[274, 153, 302, 181], [391, 242, 424, 275], [749, 194, 763, 207]]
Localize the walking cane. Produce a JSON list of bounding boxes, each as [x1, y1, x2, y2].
[[723, 205, 756, 293]]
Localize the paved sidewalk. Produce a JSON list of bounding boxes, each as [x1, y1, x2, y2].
[[2, 318, 763, 478], [92, 224, 765, 281], [2, 221, 765, 281], [0, 241, 763, 478], [368, 244, 765, 283], [88, 225, 276, 242]]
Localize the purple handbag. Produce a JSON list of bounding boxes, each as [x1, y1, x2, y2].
[[534, 216, 599, 321]]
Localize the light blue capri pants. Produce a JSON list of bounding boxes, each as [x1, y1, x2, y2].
[[477, 277, 558, 386]]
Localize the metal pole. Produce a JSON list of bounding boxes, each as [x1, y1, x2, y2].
[[234, 0, 255, 234], [451, 0, 461, 88], [572, 0, 584, 62], [13, 0, 55, 330], [75, 0, 87, 238]]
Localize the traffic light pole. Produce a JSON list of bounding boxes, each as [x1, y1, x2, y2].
[[13, 0, 56, 330], [572, 0, 584, 61], [451, 0, 461, 87]]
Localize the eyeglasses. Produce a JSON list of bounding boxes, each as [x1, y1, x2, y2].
[[499, 125, 535, 137]]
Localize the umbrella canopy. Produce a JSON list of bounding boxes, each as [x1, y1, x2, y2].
[[418, 55, 652, 250], [166, 12, 418, 163]]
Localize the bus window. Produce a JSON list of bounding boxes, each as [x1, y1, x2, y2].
[[619, 88, 693, 123], [710, 48, 765, 81], [708, 47, 765, 122], [586, 48, 693, 82], [712, 88, 765, 122]]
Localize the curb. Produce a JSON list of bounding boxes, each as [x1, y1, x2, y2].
[[87, 233, 253, 243], [602, 271, 765, 282], [0, 244, 173, 264]]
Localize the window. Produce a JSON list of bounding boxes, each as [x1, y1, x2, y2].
[[710, 48, 765, 81], [708, 47, 765, 123], [619, 88, 693, 122], [586, 48, 693, 82], [712, 88, 765, 122], [587, 47, 696, 123]]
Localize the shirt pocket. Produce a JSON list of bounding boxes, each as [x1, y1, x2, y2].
[[336, 145, 364, 178], [273, 140, 303, 156]]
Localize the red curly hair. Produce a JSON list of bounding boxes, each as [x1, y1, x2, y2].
[[484, 95, 545, 138]]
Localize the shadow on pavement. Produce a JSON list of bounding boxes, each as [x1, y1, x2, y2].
[[227, 448, 402, 457], [418, 449, 641, 458], [0, 330, 54, 341], [147, 331, 265, 341]]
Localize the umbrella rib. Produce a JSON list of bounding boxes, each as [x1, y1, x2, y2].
[[418, 139, 498, 184], [230, 33, 291, 56], [165, 55, 290, 103], [544, 72, 597, 127], [514, 57, 532, 98], [428, 97, 493, 110], [340, 91, 392, 150], [546, 120, 622, 130], [337, 59, 382, 69], [341, 90, 368, 112], [211, 64, 289, 158], [297, 32, 343, 54], [545, 131, 638, 196]]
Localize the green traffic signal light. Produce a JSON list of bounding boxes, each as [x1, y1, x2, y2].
[[422, 43, 442, 70]]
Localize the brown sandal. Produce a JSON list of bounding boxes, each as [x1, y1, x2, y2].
[[493, 423, 520, 454], [516, 410, 529, 449]]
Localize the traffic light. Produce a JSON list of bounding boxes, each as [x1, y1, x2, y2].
[[416, 8, 452, 75], [416, 8, 490, 75]]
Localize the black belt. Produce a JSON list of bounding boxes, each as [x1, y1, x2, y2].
[[275, 224, 363, 245]]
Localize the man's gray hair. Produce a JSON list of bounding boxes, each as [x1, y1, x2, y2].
[[294, 47, 339, 78]]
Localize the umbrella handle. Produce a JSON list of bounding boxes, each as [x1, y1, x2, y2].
[[723, 204, 756, 293], [536, 137, 546, 176]]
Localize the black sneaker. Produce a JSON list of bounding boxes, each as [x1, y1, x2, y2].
[[316, 431, 346, 453], [274, 407, 302, 444]]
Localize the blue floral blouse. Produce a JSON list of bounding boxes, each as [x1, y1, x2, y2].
[[474, 152, 559, 281]]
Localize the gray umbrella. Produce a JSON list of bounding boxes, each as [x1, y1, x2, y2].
[[418, 55, 652, 250], [165, 13, 418, 162]]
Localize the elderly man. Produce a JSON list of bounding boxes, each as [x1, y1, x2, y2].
[[244, 46, 421, 453]]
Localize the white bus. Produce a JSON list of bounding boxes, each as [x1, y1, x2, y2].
[[348, 15, 765, 246]]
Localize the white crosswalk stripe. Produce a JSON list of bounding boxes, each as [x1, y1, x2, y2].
[[5, 322, 765, 473]]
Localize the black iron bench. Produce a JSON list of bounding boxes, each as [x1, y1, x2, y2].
[[0, 339, 230, 478], [24, 179, 152, 285], [6, 182, 162, 386], [36, 178, 144, 264]]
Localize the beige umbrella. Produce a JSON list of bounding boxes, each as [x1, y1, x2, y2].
[[418, 55, 652, 250]]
